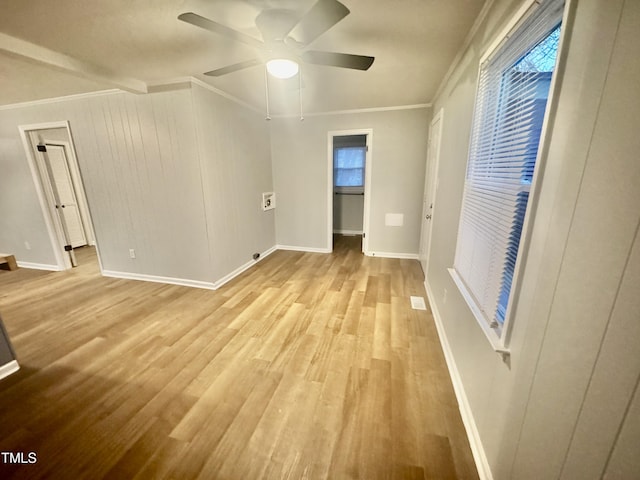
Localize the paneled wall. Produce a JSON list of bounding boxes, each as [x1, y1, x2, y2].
[[0, 83, 274, 286], [191, 84, 275, 282], [426, 0, 640, 478], [0, 89, 211, 281]]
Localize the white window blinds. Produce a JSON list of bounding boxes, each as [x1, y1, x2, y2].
[[452, 0, 564, 341]]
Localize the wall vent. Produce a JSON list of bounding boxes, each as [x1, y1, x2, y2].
[[410, 296, 427, 310]]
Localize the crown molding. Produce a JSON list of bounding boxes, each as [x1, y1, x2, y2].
[[0, 75, 430, 118], [187, 77, 264, 114], [432, 0, 496, 104], [272, 103, 431, 119], [0, 89, 121, 111]]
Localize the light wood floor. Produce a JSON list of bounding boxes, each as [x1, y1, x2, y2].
[[0, 238, 478, 479]]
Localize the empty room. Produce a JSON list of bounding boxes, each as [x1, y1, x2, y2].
[[1, 0, 639, 479]]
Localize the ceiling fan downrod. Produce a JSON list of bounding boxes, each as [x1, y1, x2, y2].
[[264, 66, 271, 121], [299, 67, 304, 122]]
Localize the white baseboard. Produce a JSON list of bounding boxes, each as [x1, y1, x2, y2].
[[365, 251, 419, 260], [102, 270, 216, 290], [276, 244, 331, 254], [333, 230, 363, 235], [0, 360, 20, 380], [425, 280, 493, 480], [212, 246, 277, 289], [16, 261, 62, 271], [275, 245, 417, 259], [103, 246, 278, 291]]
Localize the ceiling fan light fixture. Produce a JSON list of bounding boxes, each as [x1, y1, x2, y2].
[[266, 58, 299, 79]]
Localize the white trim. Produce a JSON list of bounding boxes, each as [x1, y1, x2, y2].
[[365, 251, 419, 260], [212, 246, 278, 289], [146, 78, 193, 92], [333, 230, 362, 235], [0, 360, 20, 381], [102, 270, 216, 290], [0, 89, 120, 111], [480, 0, 539, 65], [419, 108, 444, 275], [189, 77, 263, 114], [499, 0, 574, 349], [449, 268, 510, 354], [15, 261, 62, 271], [328, 129, 373, 254], [19, 122, 71, 270], [19, 121, 104, 273], [103, 246, 278, 291], [276, 245, 331, 254], [42, 140, 96, 247], [274, 103, 431, 118], [451, 0, 568, 352], [425, 279, 493, 480], [0, 75, 429, 118]]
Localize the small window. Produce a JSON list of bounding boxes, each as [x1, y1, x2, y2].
[[335, 147, 365, 187], [334, 135, 366, 194], [449, 0, 564, 352]]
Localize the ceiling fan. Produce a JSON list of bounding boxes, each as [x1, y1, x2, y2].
[[178, 0, 375, 79]]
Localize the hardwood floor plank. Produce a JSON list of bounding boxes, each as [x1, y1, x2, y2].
[[0, 239, 478, 479]]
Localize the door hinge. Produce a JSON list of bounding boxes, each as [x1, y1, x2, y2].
[[37, 144, 47, 152]]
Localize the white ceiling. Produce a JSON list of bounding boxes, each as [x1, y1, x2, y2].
[[0, 0, 486, 114]]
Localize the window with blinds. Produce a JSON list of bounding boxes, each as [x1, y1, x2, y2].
[[450, 0, 564, 350]]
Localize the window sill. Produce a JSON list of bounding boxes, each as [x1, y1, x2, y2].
[[448, 268, 510, 358]]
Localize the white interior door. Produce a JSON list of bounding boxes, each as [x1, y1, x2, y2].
[[419, 109, 443, 276], [44, 144, 87, 248]]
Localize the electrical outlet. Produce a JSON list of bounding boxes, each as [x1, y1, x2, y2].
[[129, 249, 136, 259], [24, 241, 31, 250], [443, 288, 448, 304], [262, 192, 275, 211]]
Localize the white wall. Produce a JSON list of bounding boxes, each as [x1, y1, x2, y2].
[[0, 83, 274, 286], [426, 0, 640, 478], [0, 114, 58, 266], [0, 89, 212, 280], [333, 194, 363, 233], [191, 83, 275, 282], [271, 108, 429, 255]]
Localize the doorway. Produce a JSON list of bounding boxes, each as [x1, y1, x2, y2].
[[328, 129, 372, 253], [419, 109, 444, 277], [19, 121, 100, 270]]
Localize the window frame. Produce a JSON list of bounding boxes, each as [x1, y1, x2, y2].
[[448, 0, 568, 354]]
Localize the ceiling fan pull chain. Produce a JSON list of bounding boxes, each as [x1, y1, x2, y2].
[[264, 66, 271, 121], [299, 67, 304, 122]]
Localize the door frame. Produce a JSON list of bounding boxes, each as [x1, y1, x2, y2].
[[419, 108, 444, 277], [18, 121, 101, 271], [327, 128, 373, 253]]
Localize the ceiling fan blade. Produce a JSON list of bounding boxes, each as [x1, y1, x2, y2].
[[178, 12, 264, 50], [204, 59, 262, 77], [302, 51, 375, 70], [287, 0, 350, 46]]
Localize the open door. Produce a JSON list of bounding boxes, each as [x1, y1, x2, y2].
[[328, 129, 373, 253], [19, 121, 99, 270], [41, 143, 88, 249]]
